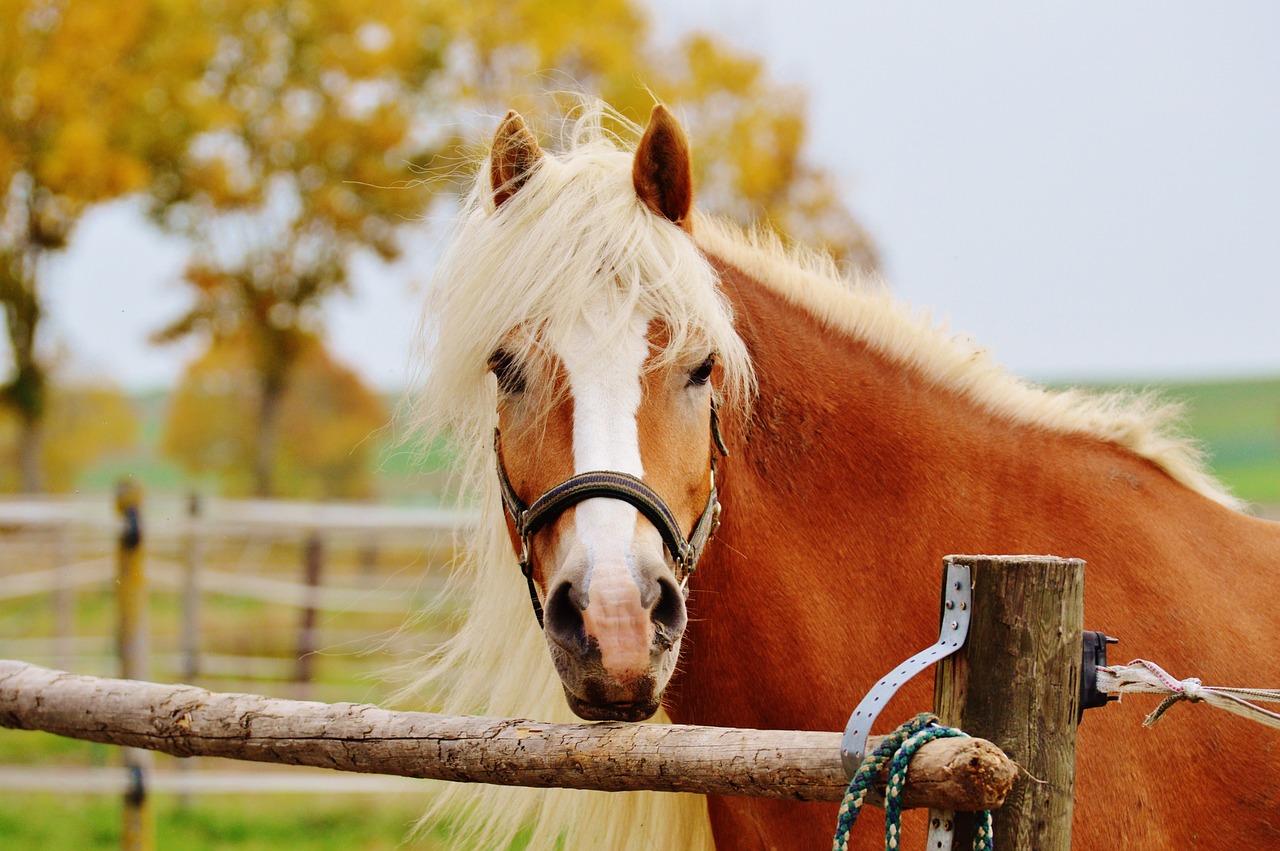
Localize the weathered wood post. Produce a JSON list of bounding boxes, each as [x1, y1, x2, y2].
[[295, 530, 324, 697], [177, 491, 204, 809], [933, 554, 1085, 851], [181, 492, 203, 682], [114, 479, 153, 851], [53, 520, 75, 671]]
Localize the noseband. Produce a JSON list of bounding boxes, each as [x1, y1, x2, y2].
[[494, 406, 728, 629]]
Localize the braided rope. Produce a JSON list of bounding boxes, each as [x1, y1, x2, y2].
[[832, 713, 994, 851], [1097, 658, 1280, 730]]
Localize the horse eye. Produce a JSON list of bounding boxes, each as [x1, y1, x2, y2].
[[488, 349, 526, 395], [688, 354, 715, 387]]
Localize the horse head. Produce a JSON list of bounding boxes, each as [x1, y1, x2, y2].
[[473, 106, 746, 722]]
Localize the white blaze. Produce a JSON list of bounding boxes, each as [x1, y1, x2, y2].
[[559, 304, 651, 592]]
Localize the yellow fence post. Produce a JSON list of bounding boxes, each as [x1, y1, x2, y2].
[[115, 478, 153, 851]]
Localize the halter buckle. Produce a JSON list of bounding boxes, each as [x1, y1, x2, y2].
[[518, 536, 532, 576]]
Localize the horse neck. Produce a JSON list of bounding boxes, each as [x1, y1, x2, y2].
[[671, 251, 1275, 734], [669, 253, 998, 727], [708, 252, 1010, 555]]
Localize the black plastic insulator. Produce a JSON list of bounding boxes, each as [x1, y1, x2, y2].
[[1079, 629, 1120, 721]]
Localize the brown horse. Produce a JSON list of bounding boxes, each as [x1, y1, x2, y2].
[[406, 101, 1280, 849]]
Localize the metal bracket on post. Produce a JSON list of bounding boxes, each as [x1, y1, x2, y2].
[[840, 562, 972, 771], [840, 562, 972, 849]]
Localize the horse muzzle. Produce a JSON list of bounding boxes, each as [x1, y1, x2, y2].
[[543, 565, 686, 721]]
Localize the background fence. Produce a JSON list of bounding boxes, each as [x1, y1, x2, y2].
[[0, 493, 473, 810]]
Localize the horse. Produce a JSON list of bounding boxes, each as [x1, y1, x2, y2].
[[404, 100, 1280, 850]]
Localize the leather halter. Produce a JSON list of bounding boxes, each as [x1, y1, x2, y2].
[[494, 405, 728, 629]]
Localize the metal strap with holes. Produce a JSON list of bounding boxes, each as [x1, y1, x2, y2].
[[840, 563, 972, 848], [840, 562, 972, 772], [840, 563, 972, 850]]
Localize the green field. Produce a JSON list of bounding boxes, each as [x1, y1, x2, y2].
[[0, 787, 449, 851], [1066, 375, 1280, 505], [75, 391, 460, 505]]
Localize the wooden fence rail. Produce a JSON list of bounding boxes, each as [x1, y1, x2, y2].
[[0, 660, 1016, 810]]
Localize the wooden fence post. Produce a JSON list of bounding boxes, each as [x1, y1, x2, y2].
[[177, 492, 204, 810], [181, 493, 203, 683], [53, 521, 75, 671], [295, 531, 324, 697], [114, 479, 153, 851], [933, 554, 1085, 851]]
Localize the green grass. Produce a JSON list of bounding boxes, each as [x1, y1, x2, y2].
[[0, 730, 113, 766], [0, 792, 450, 850], [1066, 375, 1280, 503]]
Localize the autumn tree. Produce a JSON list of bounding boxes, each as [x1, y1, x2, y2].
[[162, 334, 386, 500], [148, 0, 876, 498], [438, 0, 878, 270], [0, 0, 206, 491], [0, 381, 138, 493], [148, 0, 448, 497]]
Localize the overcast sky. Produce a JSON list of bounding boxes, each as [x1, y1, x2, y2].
[[39, 2, 1280, 390]]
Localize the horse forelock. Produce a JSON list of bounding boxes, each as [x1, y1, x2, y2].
[[410, 106, 753, 480]]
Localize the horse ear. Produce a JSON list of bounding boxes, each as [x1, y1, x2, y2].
[[491, 110, 543, 209], [633, 104, 693, 229]]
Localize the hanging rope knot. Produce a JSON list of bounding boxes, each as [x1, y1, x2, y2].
[[832, 713, 994, 851], [1173, 676, 1206, 701], [1148, 675, 1208, 726], [1097, 658, 1280, 730]]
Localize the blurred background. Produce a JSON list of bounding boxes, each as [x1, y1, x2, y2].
[[1, 1, 1276, 848]]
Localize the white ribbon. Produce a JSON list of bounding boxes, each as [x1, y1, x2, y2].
[[1097, 658, 1280, 731]]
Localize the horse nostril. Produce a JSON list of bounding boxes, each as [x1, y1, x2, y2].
[[544, 581, 588, 653], [650, 576, 687, 649]]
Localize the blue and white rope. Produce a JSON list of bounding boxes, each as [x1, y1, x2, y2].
[[832, 713, 994, 851]]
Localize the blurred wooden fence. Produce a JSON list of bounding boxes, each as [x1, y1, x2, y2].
[[0, 493, 475, 694], [0, 492, 476, 818]]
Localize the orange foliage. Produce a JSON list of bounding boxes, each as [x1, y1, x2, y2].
[[162, 335, 386, 500], [0, 382, 138, 493], [1, 0, 876, 493], [0, 0, 210, 489]]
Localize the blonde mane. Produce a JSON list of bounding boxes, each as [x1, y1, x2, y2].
[[692, 215, 1241, 511], [401, 101, 1238, 850]]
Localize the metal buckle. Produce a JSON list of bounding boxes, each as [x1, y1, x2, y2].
[[518, 535, 532, 576]]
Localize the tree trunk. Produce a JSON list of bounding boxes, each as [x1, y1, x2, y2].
[[3, 276, 46, 493], [15, 406, 43, 493], [252, 372, 284, 498]]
